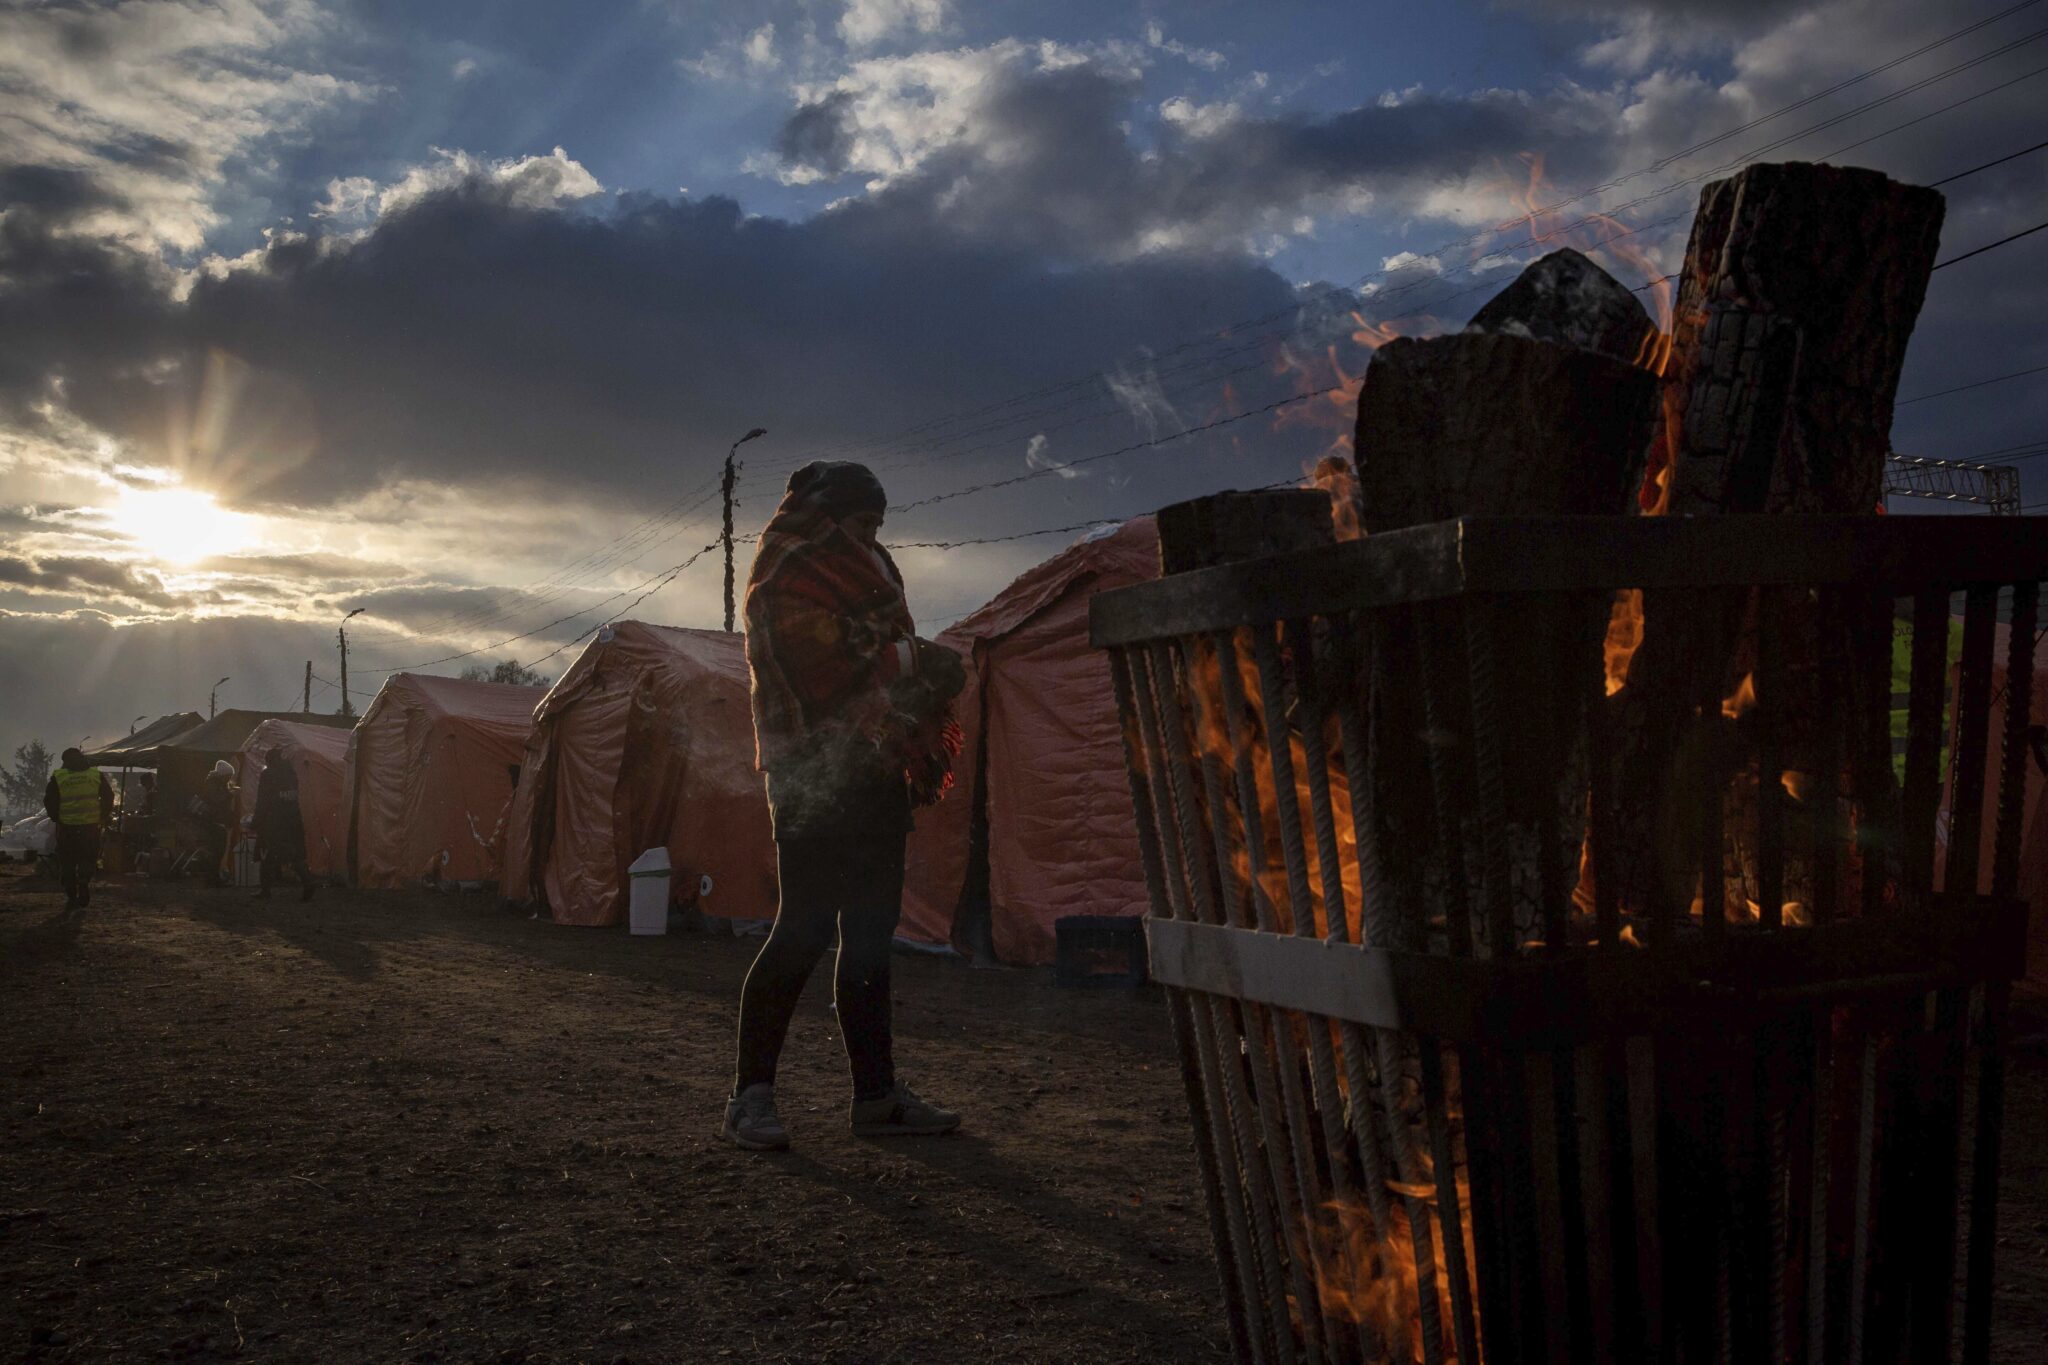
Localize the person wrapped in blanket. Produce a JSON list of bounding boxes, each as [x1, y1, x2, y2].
[[724, 461, 968, 1151]]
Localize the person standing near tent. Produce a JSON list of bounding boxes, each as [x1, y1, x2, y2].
[[725, 460, 968, 1151], [253, 747, 316, 901], [44, 747, 113, 909], [196, 759, 237, 887]]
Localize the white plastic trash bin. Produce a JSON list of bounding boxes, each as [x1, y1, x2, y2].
[[627, 847, 671, 935]]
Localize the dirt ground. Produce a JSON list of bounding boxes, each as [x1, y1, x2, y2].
[[3, 866, 2047, 1363], [0, 869, 1224, 1363]]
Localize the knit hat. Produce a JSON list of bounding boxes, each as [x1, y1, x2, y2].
[[212, 759, 235, 779], [784, 461, 886, 519]]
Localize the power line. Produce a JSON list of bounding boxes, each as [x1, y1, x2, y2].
[[388, 481, 723, 649], [360, 538, 724, 678], [520, 540, 727, 672], [1929, 134, 2048, 184], [1898, 362, 2048, 405], [889, 387, 1337, 513], [1931, 216, 2048, 270]]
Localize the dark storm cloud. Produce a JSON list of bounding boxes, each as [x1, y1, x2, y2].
[[0, 163, 1301, 511], [0, 164, 126, 222], [0, 553, 180, 607], [774, 57, 1617, 263], [198, 551, 412, 583], [775, 90, 859, 179]]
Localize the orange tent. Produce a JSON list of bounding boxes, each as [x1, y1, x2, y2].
[[344, 674, 535, 888], [901, 518, 1159, 963], [235, 719, 354, 877], [501, 622, 777, 927]]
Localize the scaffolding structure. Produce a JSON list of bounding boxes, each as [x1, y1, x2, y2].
[[1885, 454, 2023, 515]]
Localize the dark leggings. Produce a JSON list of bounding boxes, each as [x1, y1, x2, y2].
[[734, 814, 907, 1101], [54, 825, 99, 902]]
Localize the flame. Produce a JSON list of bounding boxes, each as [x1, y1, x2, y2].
[[1497, 152, 1677, 352], [1352, 313, 1405, 352], [1309, 455, 1367, 542], [1722, 672, 1756, 720]]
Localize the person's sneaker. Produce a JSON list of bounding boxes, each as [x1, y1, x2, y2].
[[722, 1083, 790, 1151], [850, 1084, 961, 1137]]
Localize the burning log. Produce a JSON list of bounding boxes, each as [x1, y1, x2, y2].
[[1099, 163, 2037, 1365], [1463, 247, 1660, 368], [1608, 163, 1946, 928], [1352, 329, 1657, 954]]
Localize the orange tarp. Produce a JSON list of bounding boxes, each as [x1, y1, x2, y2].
[[501, 622, 777, 927], [344, 673, 535, 888], [236, 719, 353, 877], [901, 518, 1158, 963]]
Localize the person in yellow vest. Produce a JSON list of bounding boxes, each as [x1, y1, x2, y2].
[[44, 747, 114, 910]]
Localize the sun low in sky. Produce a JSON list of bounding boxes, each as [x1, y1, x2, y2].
[[105, 483, 259, 566]]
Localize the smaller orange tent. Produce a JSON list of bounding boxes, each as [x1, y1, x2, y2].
[[236, 719, 354, 877], [344, 674, 536, 888], [501, 622, 777, 927], [901, 518, 1159, 963]]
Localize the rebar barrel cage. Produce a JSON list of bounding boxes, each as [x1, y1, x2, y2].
[[1089, 515, 2047, 1365]]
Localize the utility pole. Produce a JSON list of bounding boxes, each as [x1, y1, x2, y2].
[[723, 428, 767, 633], [210, 676, 230, 718], [339, 608, 365, 717], [303, 661, 312, 713]]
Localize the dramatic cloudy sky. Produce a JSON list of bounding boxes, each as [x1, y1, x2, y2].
[[2, 0, 2044, 764]]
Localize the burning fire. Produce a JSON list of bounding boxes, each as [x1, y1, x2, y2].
[[1311, 455, 1366, 542], [1721, 672, 1757, 720]]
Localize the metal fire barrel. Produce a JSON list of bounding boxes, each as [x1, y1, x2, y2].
[[1090, 513, 2046, 1365]]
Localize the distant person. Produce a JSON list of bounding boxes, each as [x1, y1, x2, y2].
[[197, 759, 237, 886], [724, 460, 969, 1151], [44, 747, 114, 909], [253, 747, 315, 902]]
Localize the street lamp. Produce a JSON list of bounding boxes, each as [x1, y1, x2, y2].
[[723, 428, 767, 632], [130, 714, 145, 734], [339, 608, 367, 718], [210, 677, 230, 718]]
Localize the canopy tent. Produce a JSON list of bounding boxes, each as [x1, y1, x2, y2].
[[145, 709, 353, 820], [81, 712, 204, 767], [901, 518, 1159, 964], [235, 719, 354, 877], [502, 621, 776, 927], [344, 674, 535, 888]]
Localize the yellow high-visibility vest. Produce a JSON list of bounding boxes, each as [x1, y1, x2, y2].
[[53, 766, 104, 826]]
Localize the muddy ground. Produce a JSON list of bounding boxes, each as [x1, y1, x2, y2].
[[3, 866, 2047, 1362]]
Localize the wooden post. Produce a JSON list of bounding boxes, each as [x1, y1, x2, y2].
[[303, 660, 312, 713]]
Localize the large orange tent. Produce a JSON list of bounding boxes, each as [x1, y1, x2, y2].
[[901, 518, 1159, 963], [501, 622, 777, 927], [344, 674, 536, 888], [235, 718, 354, 877]]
